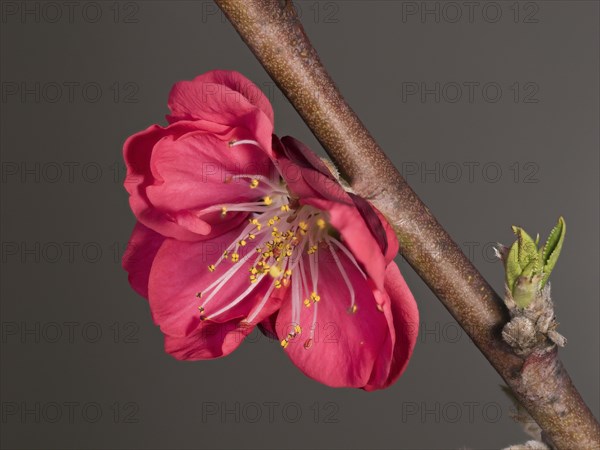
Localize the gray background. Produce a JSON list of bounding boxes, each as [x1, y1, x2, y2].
[[1, 1, 598, 449]]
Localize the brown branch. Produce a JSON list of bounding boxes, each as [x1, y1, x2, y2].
[[213, 1, 600, 448]]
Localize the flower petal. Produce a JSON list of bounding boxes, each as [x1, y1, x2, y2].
[[168, 70, 274, 153], [302, 197, 388, 289], [278, 136, 335, 180], [147, 229, 277, 338], [164, 321, 253, 360], [146, 131, 275, 215], [122, 223, 165, 298], [371, 262, 419, 390], [124, 122, 202, 240], [347, 193, 389, 256], [124, 121, 276, 241], [376, 208, 400, 264], [275, 248, 390, 388]]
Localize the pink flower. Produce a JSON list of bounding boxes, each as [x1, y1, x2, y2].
[[123, 71, 419, 390]]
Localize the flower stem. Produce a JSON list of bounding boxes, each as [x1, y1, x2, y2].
[[213, 1, 600, 448]]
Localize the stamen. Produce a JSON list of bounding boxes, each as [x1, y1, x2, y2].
[[205, 274, 266, 320], [245, 281, 277, 324], [200, 249, 258, 309], [329, 237, 368, 279], [327, 241, 356, 312], [306, 248, 321, 343], [229, 139, 263, 149], [230, 174, 286, 194]]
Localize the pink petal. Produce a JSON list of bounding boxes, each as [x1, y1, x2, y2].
[[147, 229, 277, 338], [122, 223, 165, 298], [124, 121, 275, 241], [374, 207, 399, 264], [146, 131, 275, 215], [161, 274, 288, 361], [302, 197, 388, 289], [275, 145, 349, 205], [367, 263, 419, 390], [167, 70, 274, 153], [274, 139, 397, 287], [164, 320, 253, 360], [124, 122, 199, 240], [275, 249, 391, 388], [278, 136, 336, 180]]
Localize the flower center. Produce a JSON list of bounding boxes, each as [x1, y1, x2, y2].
[[195, 140, 367, 350]]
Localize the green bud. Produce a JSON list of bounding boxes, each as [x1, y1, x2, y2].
[[502, 217, 566, 308], [539, 216, 566, 288]]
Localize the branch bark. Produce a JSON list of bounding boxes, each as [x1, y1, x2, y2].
[[213, 1, 600, 448]]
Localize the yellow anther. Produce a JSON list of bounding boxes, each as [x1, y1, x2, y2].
[[273, 216, 280, 222], [281, 204, 290, 212], [274, 280, 282, 289], [307, 245, 319, 255], [221, 207, 227, 217], [238, 239, 247, 247], [249, 179, 259, 189], [285, 269, 292, 277], [249, 275, 258, 283], [316, 218, 326, 229], [280, 338, 289, 349], [228, 140, 236, 147], [250, 267, 258, 275], [303, 298, 311, 308], [350, 304, 358, 314], [263, 196, 273, 206], [298, 221, 309, 233], [294, 325, 302, 335], [310, 292, 321, 302], [198, 306, 204, 312], [248, 234, 256, 240], [231, 253, 240, 263], [269, 266, 282, 278], [208, 264, 216, 272]]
